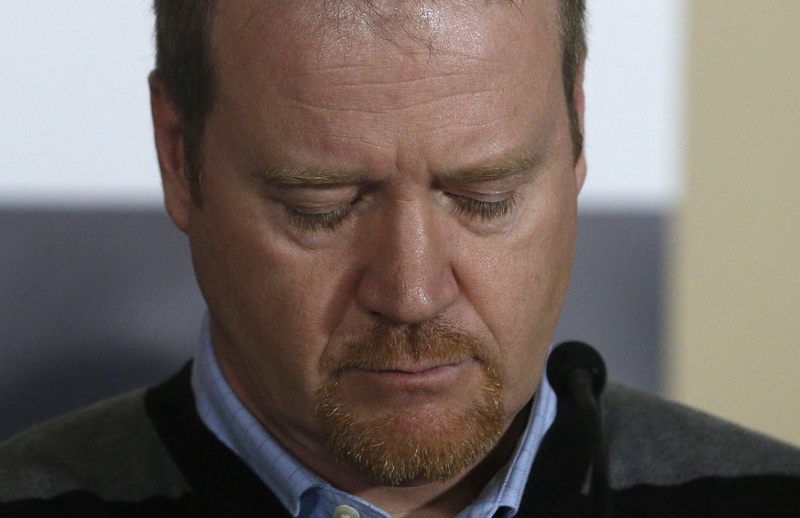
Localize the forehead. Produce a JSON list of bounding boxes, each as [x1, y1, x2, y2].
[[210, 0, 561, 72], [207, 0, 564, 170]]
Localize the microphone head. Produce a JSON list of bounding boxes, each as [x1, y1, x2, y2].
[[546, 341, 607, 399]]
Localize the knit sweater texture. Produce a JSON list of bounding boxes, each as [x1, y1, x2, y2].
[[1, 364, 799, 516]]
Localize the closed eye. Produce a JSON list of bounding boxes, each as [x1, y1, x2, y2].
[[285, 202, 355, 232], [449, 193, 518, 221]]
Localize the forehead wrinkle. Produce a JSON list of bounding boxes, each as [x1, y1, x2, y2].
[[281, 52, 513, 116], [286, 84, 505, 118], [290, 62, 479, 86]]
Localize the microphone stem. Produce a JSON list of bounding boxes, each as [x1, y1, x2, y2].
[[567, 369, 612, 518]]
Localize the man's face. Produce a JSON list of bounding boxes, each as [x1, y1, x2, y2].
[[155, 0, 585, 487]]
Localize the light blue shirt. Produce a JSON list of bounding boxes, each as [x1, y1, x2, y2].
[[191, 318, 557, 517]]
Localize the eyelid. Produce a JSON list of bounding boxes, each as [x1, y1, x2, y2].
[[439, 172, 529, 194], [280, 183, 372, 233], [268, 184, 360, 207], [444, 181, 521, 203], [447, 187, 514, 202]]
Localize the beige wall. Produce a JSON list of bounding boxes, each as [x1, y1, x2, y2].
[[669, 2, 800, 446]]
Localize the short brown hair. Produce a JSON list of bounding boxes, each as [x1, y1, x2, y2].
[[152, 0, 586, 196]]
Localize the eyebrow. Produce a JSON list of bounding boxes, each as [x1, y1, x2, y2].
[[437, 152, 544, 183], [252, 151, 543, 187], [251, 164, 369, 187]]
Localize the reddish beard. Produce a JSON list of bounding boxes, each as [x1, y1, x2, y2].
[[315, 320, 504, 486]]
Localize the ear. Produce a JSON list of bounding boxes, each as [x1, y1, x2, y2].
[[573, 60, 587, 195], [149, 71, 192, 233]]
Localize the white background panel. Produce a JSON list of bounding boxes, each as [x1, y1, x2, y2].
[[0, 1, 158, 206], [0, 0, 684, 210], [582, 1, 685, 210]]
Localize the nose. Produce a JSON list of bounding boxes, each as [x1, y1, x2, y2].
[[356, 201, 458, 325]]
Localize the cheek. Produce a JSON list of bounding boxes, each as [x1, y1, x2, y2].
[[458, 185, 577, 410], [188, 198, 347, 404]]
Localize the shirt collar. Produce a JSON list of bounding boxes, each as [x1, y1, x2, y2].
[[191, 316, 557, 517]]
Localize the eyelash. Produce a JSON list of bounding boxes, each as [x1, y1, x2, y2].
[[286, 202, 353, 232], [286, 193, 517, 232], [450, 194, 518, 221]]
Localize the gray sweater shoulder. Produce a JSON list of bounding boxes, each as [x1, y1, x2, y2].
[[602, 383, 800, 489], [4, 381, 799, 502], [0, 390, 190, 502]]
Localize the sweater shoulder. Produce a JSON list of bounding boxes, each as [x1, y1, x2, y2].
[[602, 383, 800, 489], [0, 388, 190, 502]]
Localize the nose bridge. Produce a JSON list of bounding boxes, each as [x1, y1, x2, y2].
[[357, 197, 457, 324]]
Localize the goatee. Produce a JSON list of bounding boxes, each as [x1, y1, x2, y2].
[[315, 320, 504, 486]]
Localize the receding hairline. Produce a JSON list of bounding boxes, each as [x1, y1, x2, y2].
[[210, 0, 557, 49]]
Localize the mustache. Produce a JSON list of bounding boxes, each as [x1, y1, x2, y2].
[[325, 319, 494, 373]]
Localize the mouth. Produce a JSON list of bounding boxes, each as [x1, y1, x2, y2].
[[342, 358, 478, 392], [369, 359, 466, 374]]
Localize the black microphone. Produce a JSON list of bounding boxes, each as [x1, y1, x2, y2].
[[547, 341, 611, 518]]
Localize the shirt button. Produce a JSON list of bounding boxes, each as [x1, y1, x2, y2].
[[333, 504, 361, 518]]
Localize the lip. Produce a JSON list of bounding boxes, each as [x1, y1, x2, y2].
[[342, 359, 474, 391]]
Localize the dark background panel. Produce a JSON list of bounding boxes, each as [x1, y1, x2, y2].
[[0, 208, 664, 441], [555, 210, 664, 394]]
